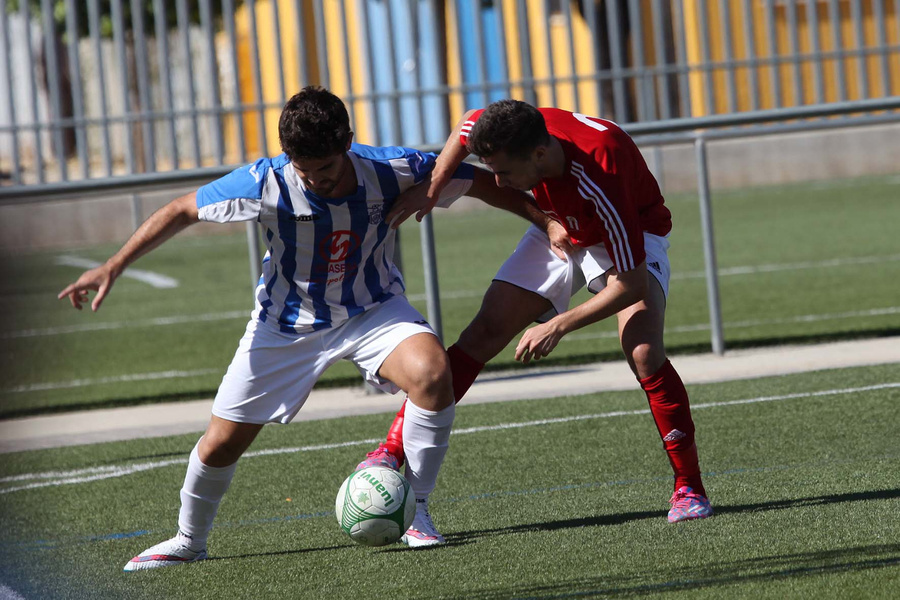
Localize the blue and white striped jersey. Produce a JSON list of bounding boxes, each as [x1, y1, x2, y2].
[[196, 144, 473, 333]]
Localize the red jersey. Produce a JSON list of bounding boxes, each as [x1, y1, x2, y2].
[[461, 108, 671, 272]]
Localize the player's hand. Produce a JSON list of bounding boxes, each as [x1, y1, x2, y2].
[[58, 264, 118, 312], [386, 173, 445, 229], [515, 320, 565, 364], [546, 220, 575, 262]]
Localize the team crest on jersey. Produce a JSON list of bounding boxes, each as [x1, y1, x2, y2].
[[368, 203, 384, 225]]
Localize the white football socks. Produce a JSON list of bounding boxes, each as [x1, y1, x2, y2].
[[176, 441, 238, 551], [402, 402, 455, 500]]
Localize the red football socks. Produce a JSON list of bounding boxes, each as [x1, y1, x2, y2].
[[639, 359, 707, 497], [383, 344, 485, 463], [446, 343, 485, 402], [383, 403, 407, 461]]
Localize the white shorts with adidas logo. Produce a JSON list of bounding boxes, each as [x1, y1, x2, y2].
[[494, 225, 671, 322]]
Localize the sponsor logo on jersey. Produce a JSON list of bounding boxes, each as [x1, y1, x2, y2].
[[291, 213, 320, 222], [319, 230, 362, 263]]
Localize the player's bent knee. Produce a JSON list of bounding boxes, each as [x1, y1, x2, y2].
[[405, 360, 453, 409], [627, 343, 665, 378]]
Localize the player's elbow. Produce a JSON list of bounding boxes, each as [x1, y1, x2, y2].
[[170, 192, 201, 225]]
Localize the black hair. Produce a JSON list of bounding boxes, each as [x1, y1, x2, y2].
[[278, 86, 352, 160], [467, 99, 551, 160]]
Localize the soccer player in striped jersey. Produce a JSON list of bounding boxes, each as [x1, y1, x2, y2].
[[362, 100, 713, 524], [59, 88, 547, 569]]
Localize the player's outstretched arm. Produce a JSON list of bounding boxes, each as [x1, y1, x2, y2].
[[515, 262, 649, 364], [386, 110, 478, 228], [429, 108, 478, 196], [58, 192, 200, 312], [467, 168, 576, 261]]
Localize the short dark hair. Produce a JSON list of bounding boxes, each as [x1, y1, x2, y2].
[[278, 86, 352, 160], [467, 99, 551, 160]]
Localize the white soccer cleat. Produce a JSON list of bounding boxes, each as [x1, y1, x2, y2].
[[401, 498, 445, 548], [123, 536, 207, 571]]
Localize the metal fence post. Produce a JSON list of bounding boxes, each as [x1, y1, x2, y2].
[[246, 221, 262, 297], [130, 194, 142, 232], [419, 212, 442, 342], [694, 136, 724, 355]]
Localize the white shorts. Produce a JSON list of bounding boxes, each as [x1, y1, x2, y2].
[[494, 225, 671, 322], [212, 295, 435, 424]]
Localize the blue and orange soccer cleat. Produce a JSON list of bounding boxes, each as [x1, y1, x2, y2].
[[123, 536, 207, 571], [667, 486, 713, 523], [355, 443, 401, 472]]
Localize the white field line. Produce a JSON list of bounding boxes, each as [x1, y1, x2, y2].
[[2, 382, 896, 495], [0, 585, 26, 600], [5, 306, 898, 394], [56, 255, 179, 289], [671, 253, 900, 280], [4, 369, 221, 393], [8, 301, 897, 343], [2, 311, 248, 339], [416, 253, 900, 294], [7, 253, 899, 340], [565, 306, 900, 342]]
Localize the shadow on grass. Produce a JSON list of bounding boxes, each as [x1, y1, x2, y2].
[[207, 543, 348, 562], [432, 543, 900, 599], [430, 490, 900, 598], [446, 488, 900, 543]]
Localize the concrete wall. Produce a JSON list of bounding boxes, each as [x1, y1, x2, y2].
[[650, 123, 900, 194]]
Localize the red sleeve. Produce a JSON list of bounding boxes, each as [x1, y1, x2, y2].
[[458, 109, 485, 147], [575, 149, 646, 272]]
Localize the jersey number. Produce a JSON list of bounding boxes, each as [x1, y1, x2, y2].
[[574, 112, 609, 133]]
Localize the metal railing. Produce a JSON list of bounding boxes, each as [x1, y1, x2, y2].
[[3, 97, 898, 353], [2, 0, 899, 189], [1, 0, 899, 355]]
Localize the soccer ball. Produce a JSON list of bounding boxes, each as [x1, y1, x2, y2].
[[335, 466, 416, 547]]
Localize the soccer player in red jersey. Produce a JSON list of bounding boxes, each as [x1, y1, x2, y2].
[[362, 99, 713, 523]]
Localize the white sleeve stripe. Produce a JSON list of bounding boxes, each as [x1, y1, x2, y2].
[[579, 165, 634, 270], [571, 161, 635, 270], [572, 161, 630, 259], [575, 184, 629, 270]]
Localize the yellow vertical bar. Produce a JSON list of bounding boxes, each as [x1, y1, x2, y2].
[[445, 0, 465, 117], [342, 1, 373, 143], [527, 0, 551, 105], [682, 0, 707, 116], [573, 0, 598, 115], [502, 0, 524, 101], [889, 0, 900, 95]]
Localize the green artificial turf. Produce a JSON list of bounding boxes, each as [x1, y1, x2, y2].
[[0, 364, 898, 599], [0, 173, 898, 417]]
